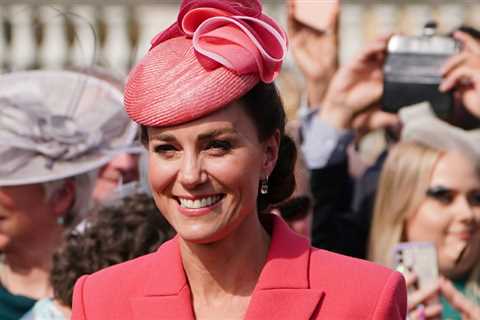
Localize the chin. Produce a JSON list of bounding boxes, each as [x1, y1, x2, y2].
[[176, 224, 228, 245], [0, 235, 11, 251], [93, 181, 118, 201], [175, 214, 246, 245], [441, 266, 468, 280], [439, 259, 472, 280]]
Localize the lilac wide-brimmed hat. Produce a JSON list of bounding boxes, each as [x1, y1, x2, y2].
[[0, 70, 138, 187], [124, 0, 288, 127]]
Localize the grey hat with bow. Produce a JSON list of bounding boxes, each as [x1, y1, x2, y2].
[[0, 70, 138, 186]]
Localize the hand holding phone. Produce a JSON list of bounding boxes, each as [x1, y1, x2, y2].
[[392, 242, 439, 291], [381, 22, 461, 118]]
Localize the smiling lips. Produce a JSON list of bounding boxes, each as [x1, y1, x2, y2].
[[450, 228, 478, 241], [178, 195, 224, 210]]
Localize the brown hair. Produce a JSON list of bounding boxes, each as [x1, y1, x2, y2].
[[51, 193, 174, 307]]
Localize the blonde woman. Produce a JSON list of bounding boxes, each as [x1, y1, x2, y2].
[[369, 111, 480, 319]]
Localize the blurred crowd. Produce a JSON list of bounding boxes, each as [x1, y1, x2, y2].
[[0, 1, 479, 319]]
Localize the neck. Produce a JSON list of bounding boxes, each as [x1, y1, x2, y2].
[[54, 299, 72, 318], [1, 227, 62, 299], [180, 213, 270, 302]]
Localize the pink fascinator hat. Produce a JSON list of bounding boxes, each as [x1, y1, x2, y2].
[[124, 0, 288, 127]]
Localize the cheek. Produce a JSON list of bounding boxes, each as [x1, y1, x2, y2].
[[0, 187, 51, 235], [406, 203, 450, 242], [148, 155, 176, 193], [98, 166, 121, 182], [474, 207, 480, 222], [0, 205, 50, 241], [147, 157, 178, 218], [207, 153, 263, 195], [8, 213, 33, 234]]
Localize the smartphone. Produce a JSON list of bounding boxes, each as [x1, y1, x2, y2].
[[392, 242, 439, 291], [381, 23, 461, 119], [292, 0, 339, 31]]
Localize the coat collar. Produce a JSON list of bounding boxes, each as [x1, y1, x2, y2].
[[131, 215, 323, 319], [131, 237, 195, 319], [244, 215, 324, 319]]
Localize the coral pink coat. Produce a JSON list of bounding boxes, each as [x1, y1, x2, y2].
[[72, 216, 406, 319]]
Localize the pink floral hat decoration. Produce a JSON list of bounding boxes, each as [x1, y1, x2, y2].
[[124, 0, 287, 127]]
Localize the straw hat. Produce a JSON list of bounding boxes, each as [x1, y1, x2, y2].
[[0, 70, 138, 186], [124, 0, 287, 127]]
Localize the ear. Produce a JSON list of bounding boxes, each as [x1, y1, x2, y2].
[[262, 129, 281, 177], [49, 180, 76, 218]]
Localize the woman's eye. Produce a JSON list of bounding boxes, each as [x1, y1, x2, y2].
[[153, 144, 177, 156], [426, 187, 454, 205], [468, 192, 480, 206], [205, 140, 232, 152]]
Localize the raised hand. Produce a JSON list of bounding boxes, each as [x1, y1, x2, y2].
[[318, 35, 397, 130], [287, 0, 339, 107], [440, 31, 480, 119], [439, 277, 480, 320], [404, 271, 442, 320]]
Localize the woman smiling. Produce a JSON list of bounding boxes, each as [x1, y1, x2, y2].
[[369, 106, 480, 319], [71, 1, 406, 319]]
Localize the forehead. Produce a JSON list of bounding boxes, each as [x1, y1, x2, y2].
[[429, 151, 480, 189], [148, 102, 257, 139]]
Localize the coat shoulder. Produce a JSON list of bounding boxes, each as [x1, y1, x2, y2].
[[84, 250, 156, 288], [309, 247, 396, 282], [71, 248, 162, 319], [309, 248, 407, 319]]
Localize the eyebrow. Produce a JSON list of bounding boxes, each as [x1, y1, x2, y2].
[[427, 185, 452, 192], [149, 127, 238, 143], [197, 128, 238, 141]]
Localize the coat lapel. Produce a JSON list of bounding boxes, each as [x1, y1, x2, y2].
[[130, 285, 194, 320], [130, 216, 323, 320], [130, 237, 195, 320], [245, 216, 324, 319], [246, 290, 324, 319]]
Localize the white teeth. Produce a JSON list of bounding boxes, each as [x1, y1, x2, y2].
[[179, 195, 222, 209]]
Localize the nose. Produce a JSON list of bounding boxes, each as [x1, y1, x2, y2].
[[111, 154, 138, 170], [110, 154, 139, 182], [178, 153, 206, 189]]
